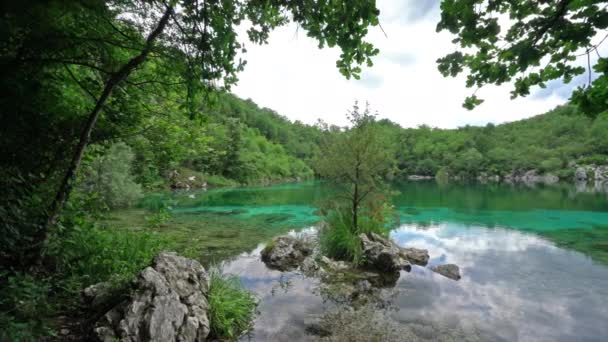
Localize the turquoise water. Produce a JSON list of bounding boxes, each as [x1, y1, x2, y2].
[[136, 181, 608, 341]]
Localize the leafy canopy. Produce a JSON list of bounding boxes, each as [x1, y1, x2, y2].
[[437, 0, 608, 116]]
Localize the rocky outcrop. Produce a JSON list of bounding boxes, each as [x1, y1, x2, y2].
[[431, 264, 461, 280], [407, 175, 434, 181], [573, 165, 608, 183], [168, 169, 208, 190], [575, 167, 588, 181], [93, 252, 211, 342], [83, 282, 115, 310], [359, 233, 429, 273], [595, 165, 608, 181], [261, 235, 313, 271], [401, 247, 430, 266], [477, 172, 500, 182], [503, 170, 559, 185], [359, 233, 411, 273]]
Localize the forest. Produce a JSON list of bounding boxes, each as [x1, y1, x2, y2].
[[2, 0, 608, 341]]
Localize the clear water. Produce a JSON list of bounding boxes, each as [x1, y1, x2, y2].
[[128, 181, 608, 341]]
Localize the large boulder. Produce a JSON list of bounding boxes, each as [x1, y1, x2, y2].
[[431, 264, 461, 281], [93, 252, 210, 342], [261, 235, 313, 271], [359, 233, 429, 273]]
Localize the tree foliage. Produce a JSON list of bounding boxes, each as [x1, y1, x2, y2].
[[316, 103, 392, 230], [0, 0, 381, 262], [437, 0, 608, 115]]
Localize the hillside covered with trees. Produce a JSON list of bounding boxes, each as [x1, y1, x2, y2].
[[73, 98, 608, 214]]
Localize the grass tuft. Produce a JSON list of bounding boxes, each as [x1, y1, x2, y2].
[[208, 268, 257, 339], [319, 206, 390, 266]]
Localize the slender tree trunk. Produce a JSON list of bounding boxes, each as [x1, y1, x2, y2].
[[352, 182, 358, 231], [31, 6, 174, 262], [353, 163, 360, 231]]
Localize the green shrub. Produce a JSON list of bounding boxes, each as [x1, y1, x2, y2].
[[49, 223, 171, 291], [578, 154, 608, 165], [0, 272, 55, 341], [435, 167, 450, 183], [207, 268, 257, 339], [319, 206, 389, 266], [75, 142, 143, 210], [555, 168, 574, 180]]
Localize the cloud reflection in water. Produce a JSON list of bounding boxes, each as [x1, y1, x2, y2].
[[222, 223, 608, 341]]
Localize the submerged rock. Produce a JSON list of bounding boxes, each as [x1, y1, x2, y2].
[[304, 315, 332, 337], [359, 233, 412, 273], [261, 235, 313, 271], [93, 252, 210, 342], [431, 264, 461, 280]]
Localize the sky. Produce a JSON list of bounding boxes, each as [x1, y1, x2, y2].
[[232, 0, 600, 129]]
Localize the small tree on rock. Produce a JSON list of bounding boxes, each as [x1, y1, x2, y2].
[[316, 102, 392, 232]]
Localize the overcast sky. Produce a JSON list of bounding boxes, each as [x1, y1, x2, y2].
[[232, 0, 600, 129]]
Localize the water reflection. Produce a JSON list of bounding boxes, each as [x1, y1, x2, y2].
[[223, 223, 608, 341]]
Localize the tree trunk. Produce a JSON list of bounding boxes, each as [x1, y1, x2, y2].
[[31, 6, 174, 263], [353, 164, 360, 231]]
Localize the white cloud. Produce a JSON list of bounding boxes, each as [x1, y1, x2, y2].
[[232, 0, 587, 129]]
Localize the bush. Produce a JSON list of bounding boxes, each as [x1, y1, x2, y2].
[[75, 142, 143, 210], [0, 172, 46, 267], [578, 154, 608, 165], [49, 223, 171, 291], [435, 167, 450, 183], [539, 157, 563, 172], [207, 268, 257, 339], [319, 205, 390, 266], [0, 273, 55, 341]]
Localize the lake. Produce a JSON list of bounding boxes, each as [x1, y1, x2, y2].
[[118, 181, 608, 341]]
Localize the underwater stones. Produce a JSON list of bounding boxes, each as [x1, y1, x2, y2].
[[93, 252, 210, 342], [431, 264, 461, 280], [261, 235, 313, 271], [304, 315, 332, 337], [359, 233, 412, 273]]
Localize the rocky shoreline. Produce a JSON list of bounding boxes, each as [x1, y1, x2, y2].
[[407, 164, 608, 186], [81, 233, 459, 341]]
